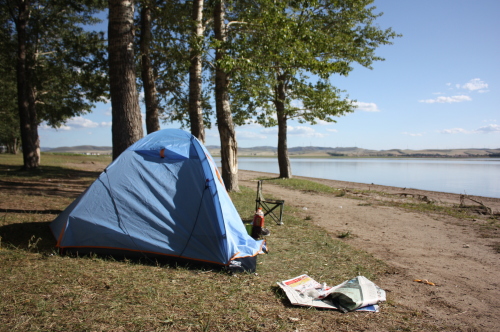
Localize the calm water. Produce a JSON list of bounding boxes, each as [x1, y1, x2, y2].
[[220, 158, 500, 198]]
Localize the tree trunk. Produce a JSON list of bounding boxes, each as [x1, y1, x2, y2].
[[275, 75, 292, 178], [140, 4, 160, 134], [109, 0, 144, 160], [7, 137, 20, 154], [15, 0, 40, 170], [188, 0, 205, 143], [214, 0, 239, 192]]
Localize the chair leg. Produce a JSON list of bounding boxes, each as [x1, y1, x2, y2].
[[277, 204, 284, 225], [255, 180, 284, 225], [261, 202, 284, 225]]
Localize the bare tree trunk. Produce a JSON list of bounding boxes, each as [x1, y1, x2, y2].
[[140, 3, 160, 134], [188, 0, 205, 143], [275, 75, 292, 178], [214, 0, 239, 192], [109, 0, 144, 160], [7, 137, 20, 154], [15, 0, 40, 170]]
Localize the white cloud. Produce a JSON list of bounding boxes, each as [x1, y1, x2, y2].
[[40, 123, 63, 131], [462, 78, 488, 91], [66, 116, 100, 129], [260, 127, 278, 134], [476, 124, 500, 133], [57, 125, 72, 131], [316, 119, 330, 125], [438, 124, 500, 134], [290, 100, 304, 108], [439, 128, 471, 134], [419, 95, 472, 104], [236, 131, 267, 140], [402, 132, 424, 137], [261, 126, 327, 137], [41, 117, 112, 131], [326, 128, 338, 133], [289, 126, 328, 137], [353, 101, 380, 112]]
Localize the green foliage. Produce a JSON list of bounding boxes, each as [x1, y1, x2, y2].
[[0, 0, 109, 129], [263, 177, 343, 195], [228, 0, 400, 125], [0, 17, 20, 152], [136, 1, 214, 129]]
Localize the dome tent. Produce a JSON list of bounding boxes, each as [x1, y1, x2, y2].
[[50, 129, 266, 272]]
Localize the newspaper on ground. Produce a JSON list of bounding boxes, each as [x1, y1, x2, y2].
[[277, 275, 386, 312]]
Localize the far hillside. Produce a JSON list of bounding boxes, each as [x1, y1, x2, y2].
[[42, 145, 500, 158], [45, 146, 112, 155]]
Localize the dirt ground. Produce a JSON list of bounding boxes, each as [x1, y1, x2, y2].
[[239, 170, 500, 331]]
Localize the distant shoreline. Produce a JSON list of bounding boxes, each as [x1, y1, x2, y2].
[[233, 155, 500, 159], [39, 144, 500, 159], [238, 169, 500, 210]]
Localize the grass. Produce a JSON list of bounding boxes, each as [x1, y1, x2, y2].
[[261, 177, 344, 196], [337, 231, 353, 239], [389, 200, 474, 218], [0, 154, 449, 331]]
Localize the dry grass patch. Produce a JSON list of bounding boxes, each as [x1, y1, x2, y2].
[[262, 176, 500, 242]]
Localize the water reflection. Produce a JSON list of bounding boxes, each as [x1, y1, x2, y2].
[[215, 157, 500, 198]]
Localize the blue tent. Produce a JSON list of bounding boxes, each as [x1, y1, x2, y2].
[[50, 129, 266, 272]]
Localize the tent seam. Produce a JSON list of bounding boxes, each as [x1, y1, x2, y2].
[[202, 148, 230, 258], [104, 167, 146, 256], [178, 181, 208, 258]]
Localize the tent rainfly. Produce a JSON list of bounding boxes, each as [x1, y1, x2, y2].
[[50, 129, 266, 272]]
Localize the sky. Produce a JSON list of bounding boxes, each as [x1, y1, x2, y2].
[[40, 0, 500, 150]]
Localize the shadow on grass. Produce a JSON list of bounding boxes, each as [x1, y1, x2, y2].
[[0, 179, 87, 199], [0, 164, 102, 179], [0, 164, 100, 199], [60, 249, 233, 273], [0, 221, 56, 253], [0, 221, 233, 272], [0, 208, 63, 214], [271, 285, 304, 309]]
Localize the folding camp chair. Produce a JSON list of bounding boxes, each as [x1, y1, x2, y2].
[[255, 180, 285, 225]]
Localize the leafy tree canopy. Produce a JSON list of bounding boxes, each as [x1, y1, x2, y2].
[[1, 0, 109, 128], [226, 0, 400, 125], [134, 1, 214, 129], [0, 16, 19, 152]]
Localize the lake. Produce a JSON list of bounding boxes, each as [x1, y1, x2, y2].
[[217, 157, 500, 198]]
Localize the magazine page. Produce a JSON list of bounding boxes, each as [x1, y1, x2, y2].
[[278, 275, 385, 312]]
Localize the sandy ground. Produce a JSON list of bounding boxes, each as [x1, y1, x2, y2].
[[239, 170, 500, 331]]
